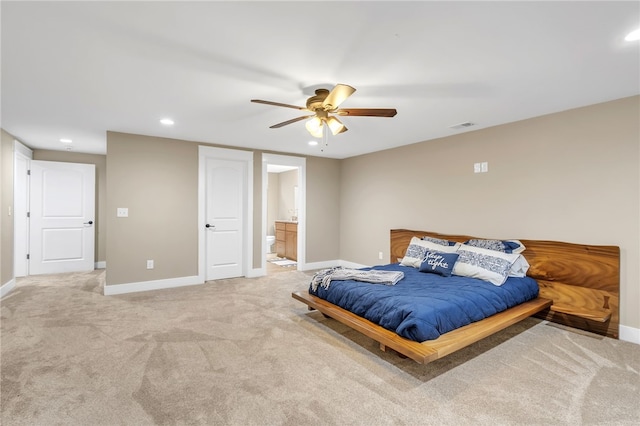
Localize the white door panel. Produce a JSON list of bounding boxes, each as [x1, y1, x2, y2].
[[208, 230, 239, 265], [30, 161, 95, 275], [41, 168, 85, 216], [42, 228, 84, 260]]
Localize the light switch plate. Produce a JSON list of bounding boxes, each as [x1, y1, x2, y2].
[[117, 207, 128, 217]]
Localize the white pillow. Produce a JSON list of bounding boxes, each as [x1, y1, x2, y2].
[[452, 245, 521, 286], [506, 240, 526, 254], [508, 255, 530, 277], [400, 237, 460, 268]]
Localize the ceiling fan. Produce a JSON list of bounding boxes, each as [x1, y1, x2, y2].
[[251, 84, 397, 138]]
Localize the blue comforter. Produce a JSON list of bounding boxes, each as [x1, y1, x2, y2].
[[309, 263, 539, 342]]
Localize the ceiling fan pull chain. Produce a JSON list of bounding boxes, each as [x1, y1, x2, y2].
[[321, 123, 329, 152]]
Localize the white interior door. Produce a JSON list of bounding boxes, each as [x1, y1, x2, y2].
[[205, 158, 244, 280], [14, 143, 32, 277], [29, 160, 95, 275]]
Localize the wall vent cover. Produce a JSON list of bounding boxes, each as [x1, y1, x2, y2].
[[449, 122, 476, 130]]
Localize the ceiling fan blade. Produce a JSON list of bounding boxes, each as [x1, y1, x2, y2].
[[269, 115, 314, 128], [336, 108, 397, 117], [322, 84, 356, 110], [251, 99, 307, 110]]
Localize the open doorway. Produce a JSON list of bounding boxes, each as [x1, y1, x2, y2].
[[262, 154, 305, 275]]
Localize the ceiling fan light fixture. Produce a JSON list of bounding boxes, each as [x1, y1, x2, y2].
[[251, 83, 396, 139], [326, 116, 346, 136], [305, 116, 323, 138]]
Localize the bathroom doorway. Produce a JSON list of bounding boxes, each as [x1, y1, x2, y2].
[[262, 154, 305, 275]]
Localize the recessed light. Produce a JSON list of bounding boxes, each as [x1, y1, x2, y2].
[[60, 138, 72, 143], [308, 140, 318, 146], [160, 118, 174, 126], [625, 28, 640, 42]]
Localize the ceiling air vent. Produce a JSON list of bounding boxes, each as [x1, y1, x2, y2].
[[449, 122, 476, 130]]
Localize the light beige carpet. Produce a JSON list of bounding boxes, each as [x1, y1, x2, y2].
[[1, 269, 638, 425]]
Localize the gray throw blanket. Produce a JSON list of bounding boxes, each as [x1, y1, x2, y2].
[[310, 266, 404, 292]]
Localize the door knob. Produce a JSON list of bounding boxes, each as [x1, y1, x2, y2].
[[84, 220, 93, 225], [205, 224, 215, 228]]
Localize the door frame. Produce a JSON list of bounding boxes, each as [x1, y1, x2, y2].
[[198, 146, 253, 282], [13, 140, 33, 277], [261, 153, 306, 272]]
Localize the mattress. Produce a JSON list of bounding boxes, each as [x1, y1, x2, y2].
[[309, 263, 539, 342]]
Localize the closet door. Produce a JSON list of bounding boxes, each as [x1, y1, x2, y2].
[[29, 160, 95, 275], [204, 158, 244, 280]]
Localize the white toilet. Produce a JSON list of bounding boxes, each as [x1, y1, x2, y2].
[[266, 235, 276, 253]]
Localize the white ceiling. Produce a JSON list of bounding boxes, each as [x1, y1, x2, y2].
[[2, 1, 638, 159]]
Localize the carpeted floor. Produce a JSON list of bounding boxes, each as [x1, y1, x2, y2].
[[1, 269, 639, 425]]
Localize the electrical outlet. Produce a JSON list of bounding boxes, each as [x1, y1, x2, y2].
[[117, 207, 129, 217], [473, 163, 481, 173], [146, 259, 154, 269], [378, 251, 384, 260]]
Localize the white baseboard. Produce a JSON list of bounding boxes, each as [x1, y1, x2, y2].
[[247, 268, 265, 278], [104, 275, 203, 296], [302, 260, 339, 271], [1, 278, 16, 298], [619, 325, 640, 345], [338, 259, 370, 269], [302, 259, 371, 271], [95, 261, 106, 269]]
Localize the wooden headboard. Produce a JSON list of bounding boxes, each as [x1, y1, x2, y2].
[[390, 229, 620, 339]]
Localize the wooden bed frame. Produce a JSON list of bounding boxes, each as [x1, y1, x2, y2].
[[292, 229, 620, 364]]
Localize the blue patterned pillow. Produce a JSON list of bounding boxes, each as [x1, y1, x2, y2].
[[419, 251, 460, 277], [463, 239, 525, 254], [421, 236, 457, 246], [452, 245, 521, 286], [400, 237, 459, 268]]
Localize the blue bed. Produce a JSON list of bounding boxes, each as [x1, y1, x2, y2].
[[293, 229, 615, 364], [309, 263, 539, 342]]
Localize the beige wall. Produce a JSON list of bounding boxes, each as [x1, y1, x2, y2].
[[1, 130, 15, 285], [339, 96, 640, 329], [306, 156, 341, 263], [106, 132, 342, 285], [266, 173, 279, 236], [32, 150, 107, 263], [106, 132, 199, 285], [278, 169, 298, 220]]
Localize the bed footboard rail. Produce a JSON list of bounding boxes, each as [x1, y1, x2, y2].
[[292, 291, 552, 364]]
